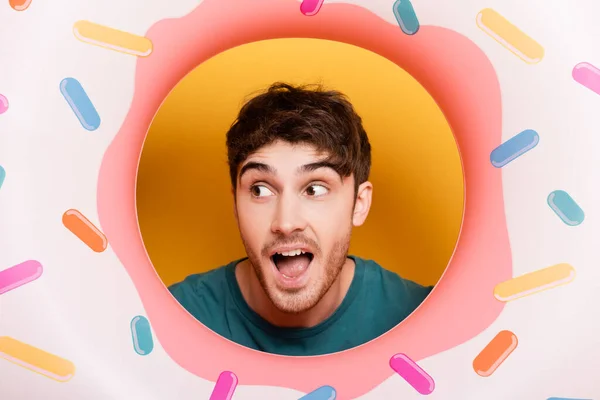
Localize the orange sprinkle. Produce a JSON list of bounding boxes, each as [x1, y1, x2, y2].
[[62, 209, 108, 252], [473, 330, 518, 377], [9, 0, 32, 11]]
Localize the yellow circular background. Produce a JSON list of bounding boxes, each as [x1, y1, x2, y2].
[[136, 38, 464, 288]]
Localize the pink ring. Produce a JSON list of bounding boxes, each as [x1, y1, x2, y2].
[[97, 0, 510, 398]]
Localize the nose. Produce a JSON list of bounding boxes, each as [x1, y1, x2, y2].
[[271, 192, 307, 236]]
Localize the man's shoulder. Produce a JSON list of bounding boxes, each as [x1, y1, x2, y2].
[[167, 260, 243, 330], [350, 255, 433, 335], [168, 259, 239, 299], [352, 255, 434, 297]]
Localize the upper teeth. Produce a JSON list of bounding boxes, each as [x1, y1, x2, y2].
[[277, 249, 305, 256]]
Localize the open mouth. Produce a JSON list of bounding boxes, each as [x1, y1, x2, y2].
[[271, 249, 314, 280]]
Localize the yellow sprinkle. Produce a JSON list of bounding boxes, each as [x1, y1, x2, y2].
[[494, 263, 575, 302], [73, 20, 153, 57], [0, 337, 76, 382], [476, 8, 544, 64]]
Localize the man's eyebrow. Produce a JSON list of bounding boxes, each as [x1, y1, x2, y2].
[[298, 161, 343, 181], [238, 160, 343, 182], [238, 161, 276, 181]]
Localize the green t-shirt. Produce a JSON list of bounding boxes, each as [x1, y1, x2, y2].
[[168, 255, 433, 356]]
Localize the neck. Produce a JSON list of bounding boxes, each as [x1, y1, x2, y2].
[[235, 257, 356, 328]]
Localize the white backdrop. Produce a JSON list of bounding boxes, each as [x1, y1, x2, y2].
[[1, 0, 599, 399]]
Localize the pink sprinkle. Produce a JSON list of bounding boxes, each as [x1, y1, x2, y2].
[[573, 62, 600, 96], [209, 371, 238, 400], [300, 0, 324, 16], [389, 353, 435, 395], [0, 260, 43, 295], [0, 95, 8, 114]]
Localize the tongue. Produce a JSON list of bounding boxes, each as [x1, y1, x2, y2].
[[275, 254, 311, 278]]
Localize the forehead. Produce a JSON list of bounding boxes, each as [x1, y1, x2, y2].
[[244, 140, 328, 165]]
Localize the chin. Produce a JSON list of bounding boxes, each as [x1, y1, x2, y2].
[[267, 286, 321, 315]]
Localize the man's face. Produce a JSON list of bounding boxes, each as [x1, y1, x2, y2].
[[234, 140, 366, 314]]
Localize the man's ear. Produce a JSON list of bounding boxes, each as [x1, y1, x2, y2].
[[352, 181, 373, 227]]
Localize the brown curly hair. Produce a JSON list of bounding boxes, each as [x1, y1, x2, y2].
[[225, 82, 372, 196]]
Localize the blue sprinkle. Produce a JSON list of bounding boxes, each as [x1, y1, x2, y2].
[[393, 0, 420, 35], [60, 77, 101, 131], [130, 316, 154, 356], [547, 398, 593, 400], [0, 165, 5, 190], [547, 190, 585, 226], [490, 129, 539, 167], [299, 385, 337, 400]]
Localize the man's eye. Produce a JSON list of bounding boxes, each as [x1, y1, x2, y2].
[[305, 184, 328, 197], [250, 185, 274, 197]]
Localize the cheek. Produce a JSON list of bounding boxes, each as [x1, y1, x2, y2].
[[237, 202, 272, 248], [308, 199, 353, 246]]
